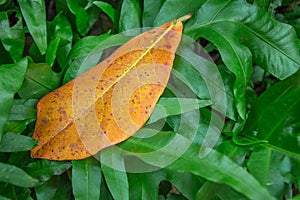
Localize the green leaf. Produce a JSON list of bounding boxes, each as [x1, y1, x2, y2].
[[0, 41, 13, 65], [35, 174, 71, 200], [64, 34, 131, 83], [196, 181, 223, 200], [142, 0, 164, 27], [118, 130, 276, 200], [153, 0, 205, 26], [247, 147, 287, 198], [128, 171, 165, 200], [25, 160, 71, 182], [0, 11, 25, 61], [240, 70, 300, 158], [47, 13, 73, 69], [3, 121, 27, 134], [166, 171, 204, 199], [18, 60, 61, 99], [185, 0, 300, 80], [7, 99, 37, 121], [93, 1, 119, 26], [119, 0, 141, 31], [18, 0, 47, 54], [147, 98, 212, 124], [66, 0, 99, 36], [0, 58, 27, 138], [101, 148, 129, 200], [72, 157, 102, 200], [0, 162, 40, 187], [45, 38, 60, 67], [190, 24, 252, 119], [0, 132, 37, 152], [0, 184, 32, 200]]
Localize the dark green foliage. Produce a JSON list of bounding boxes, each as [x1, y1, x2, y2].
[[0, 0, 299, 199]]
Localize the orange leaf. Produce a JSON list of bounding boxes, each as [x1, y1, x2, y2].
[[31, 14, 191, 160]]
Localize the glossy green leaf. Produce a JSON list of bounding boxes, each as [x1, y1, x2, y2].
[[0, 11, 25, 61], [47, 13, 73, 69], [93, 1, 119, 25], [0, 58, 27, 138], [101, 148, 129, 200], [72, 157, 102, 200], [185, 0, 300, 80], [142, 0, 164, 27], [66, 0, 99, 36], [153, 0, 205, 26], [35, 174, 71, 200], [7, 99, 37, 121], [0, 184, 31, 200], [247, 147, 287, 198], [173, 55, 237, 120], [119, 130, 276, 200], [0, 42, 13, 64], [25, 160, 71, 182], [196, 181, 223, 200], [128, 171, 165, 200], [0, 162, 39, 187], [64, 34, 131, 83], [191, 24, 252, 119], [0, 132, 37, 152], [166, 171, 204, 199], [147, 98, 212, 124], [18, 61, 61, 99], [100, 176, 114, 200], [119, 0, 141, 31], [18, 0, 47, 54], [240, 70, 300, 158], [45, 38, 60, 67], [3, 121, 27, 134]]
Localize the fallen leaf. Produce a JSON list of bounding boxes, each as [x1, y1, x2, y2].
[[31, 14, 191, 160]]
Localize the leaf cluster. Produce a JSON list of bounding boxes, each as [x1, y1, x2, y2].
[[0, 0, 299, 199]]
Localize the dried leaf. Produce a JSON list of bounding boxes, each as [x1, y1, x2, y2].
[[31, 15, 191, 160]]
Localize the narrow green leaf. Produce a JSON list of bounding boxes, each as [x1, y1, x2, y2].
[[46, 38, 60, 67], [93, 1, 119, 25], [47, 13, 73, 69], [7, 99, 37, 121], [0, 11, 25, 61], [0, 162, 40, 187], [190, 24, 252, 119], [153, 0, 205, 26], [3, 121, 28, 135], [142, 0, 164, 27], [240, 70, 300, 158], [18, 0, 47, 54], [148, 98, 211, 124], [247, 147, 286, 198], [66, 0, 99, 36], [25, 160, 71, 182], [196, 181, 223, 200], [101, 148, 129, 200], [166, 171, 204, 199], [128, 171, 165, 200], [35, 174, 71, 200], [0, 58, 27, 138], [18, 60, 61, 99], [0, 132, 37, 152], [64, 34, 131, 83], [72, 157, 102, 200], [0, 184, 32, 200], [119, 0, 141, 31]]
